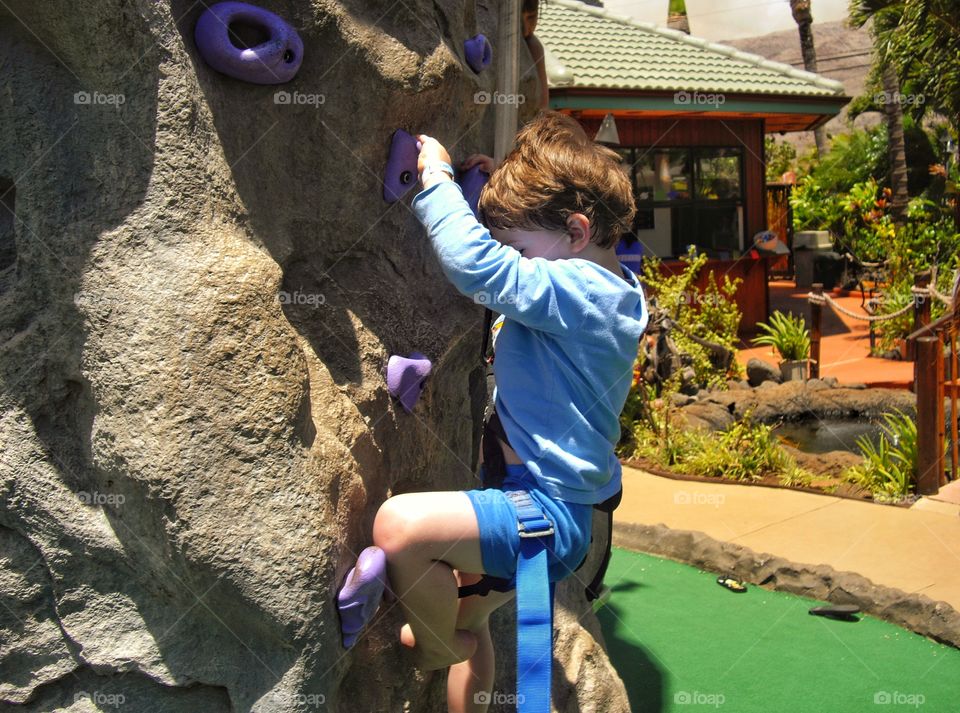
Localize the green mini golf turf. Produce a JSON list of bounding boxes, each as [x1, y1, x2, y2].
[[596, 547, 960, 713]]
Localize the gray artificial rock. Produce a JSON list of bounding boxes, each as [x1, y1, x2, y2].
[[746, 357, 782, 386], [0, 2, 627, 711]]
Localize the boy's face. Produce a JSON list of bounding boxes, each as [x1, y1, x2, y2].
[[490, 225, 576, 261]]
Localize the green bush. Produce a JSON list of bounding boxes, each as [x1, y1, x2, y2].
[[843, 411, 918, 502], [751, 311, 810, 362], [765, 136, 797, 182], [640, 249, 743, 388]]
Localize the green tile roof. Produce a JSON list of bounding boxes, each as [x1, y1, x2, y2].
[[537, 0, 845, 98]]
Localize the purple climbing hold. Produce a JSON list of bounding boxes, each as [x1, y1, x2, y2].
[[464, 34, 493, 73], [337, 546, 389, 648], [383, 129, 420, 203], [194, 2, 303, 85], [457, 165, 489, 219], [385, 352, 432, 413]]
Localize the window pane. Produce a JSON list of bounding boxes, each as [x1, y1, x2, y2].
[[634, 149, 690, 202], [697, 148, 741, 200]]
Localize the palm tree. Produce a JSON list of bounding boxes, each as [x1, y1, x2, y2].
[[667, 0, 690, 34], [789, 0, 828, 156], [850, 0, 960, 227], [880, 63, 909, 224]]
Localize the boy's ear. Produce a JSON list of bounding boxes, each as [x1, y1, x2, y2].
[[565, 213, 592, 253]]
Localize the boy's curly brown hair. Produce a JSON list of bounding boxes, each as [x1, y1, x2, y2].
[[478, 111, 635, 249]]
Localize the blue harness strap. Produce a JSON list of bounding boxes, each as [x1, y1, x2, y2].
[[505, 489, 555, 713]]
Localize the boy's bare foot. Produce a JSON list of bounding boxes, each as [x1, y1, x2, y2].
[[400, 624, 478, 671]]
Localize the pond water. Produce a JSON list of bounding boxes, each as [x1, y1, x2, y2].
[[774, 418, 886, 454]]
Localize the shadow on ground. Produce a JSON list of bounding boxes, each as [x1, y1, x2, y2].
[[597, 579, 665, 713]]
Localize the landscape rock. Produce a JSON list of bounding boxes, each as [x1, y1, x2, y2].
[[680, 380, 915, 425], [746, 357, 781, 386]]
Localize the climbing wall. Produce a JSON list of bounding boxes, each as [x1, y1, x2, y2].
[[0, 1, 630, 711]]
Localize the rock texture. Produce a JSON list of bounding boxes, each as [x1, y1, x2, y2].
[[678, 379, 916, 432], [0, 2, 627, 711], [745, 357, 780, 387]]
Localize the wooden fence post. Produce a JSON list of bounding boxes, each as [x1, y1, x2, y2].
[[906, 272, 931, 361], [809, 283, 822, 380], [916, 336, 944, 495]]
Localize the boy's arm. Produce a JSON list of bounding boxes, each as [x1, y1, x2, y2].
[[412, 180, 579, 334]]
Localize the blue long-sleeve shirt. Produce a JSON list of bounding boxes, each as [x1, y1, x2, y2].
[[412, 180, 648, 505]]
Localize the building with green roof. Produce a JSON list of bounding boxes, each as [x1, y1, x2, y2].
[[535, 0, 849, 330]]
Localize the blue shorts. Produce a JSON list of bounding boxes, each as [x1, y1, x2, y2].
[[464, 464, 593, 583]]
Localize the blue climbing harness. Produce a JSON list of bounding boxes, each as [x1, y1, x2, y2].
[[506, 489, 556, 713]]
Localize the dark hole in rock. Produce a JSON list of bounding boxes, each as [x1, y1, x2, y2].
[[0, 178, 16, 273], [228, 20, 270, 50]]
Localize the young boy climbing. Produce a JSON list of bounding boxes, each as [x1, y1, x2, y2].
[[338, 112, 648, 713]]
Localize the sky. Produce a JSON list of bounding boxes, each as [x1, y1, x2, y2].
[[601, 0, 852, 41]]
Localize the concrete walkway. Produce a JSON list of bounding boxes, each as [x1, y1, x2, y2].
[[616, 465, 960, 612]]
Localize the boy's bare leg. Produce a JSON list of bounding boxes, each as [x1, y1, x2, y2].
[[447, 575, 516, 713], [373, 491, 490, 671]]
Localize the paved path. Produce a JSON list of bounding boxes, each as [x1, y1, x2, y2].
[[738, 280, 914, 388], [616, 465, 960, 611]]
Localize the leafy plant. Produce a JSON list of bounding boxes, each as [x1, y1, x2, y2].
[[843, 410, 918, 502], [751, 311, 811, 362], [765, 136, 797, 182], [678, 417, 794, 482], [640, 249, 743, 388]]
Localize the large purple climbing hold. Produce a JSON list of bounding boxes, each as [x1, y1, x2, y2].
[[194, 2, 303, 85], [337, 546, 388, 648], [464, 34, 493, 73], [458, 165, 489, 219], [385, 352, 432, 413], [383, 129, 420, 203]]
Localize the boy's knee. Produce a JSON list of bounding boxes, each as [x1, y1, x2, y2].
[[372, 496, 416, 557]]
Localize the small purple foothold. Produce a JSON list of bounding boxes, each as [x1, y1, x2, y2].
[[464, 34, 493, 73], [194, 2, 303, 85], [385, 352, 432, 413], [337, 546, 389, 648], [383, 129, 420, 203], [457, 165, 489, 219]]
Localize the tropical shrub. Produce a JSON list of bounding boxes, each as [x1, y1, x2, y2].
[[843, 410, 918, 502], [640, 249, 743, 388], [752, 311, 811, 362]]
